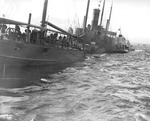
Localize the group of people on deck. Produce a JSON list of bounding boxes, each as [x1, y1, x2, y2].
[[43, 33, 73, 48], [0, 24, 83, 50], [29, 28, 83, 50], [0, 24, 22, 40]]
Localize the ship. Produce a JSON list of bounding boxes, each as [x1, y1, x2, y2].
[[0, 0, 85, 79], [76, 0, 131, 54], [105, 33, 131, 53]]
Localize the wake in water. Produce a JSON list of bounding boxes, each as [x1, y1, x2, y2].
[[0, 49, 150, 121]]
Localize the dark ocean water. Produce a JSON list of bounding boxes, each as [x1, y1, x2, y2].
[[1, 48, 150, 121]]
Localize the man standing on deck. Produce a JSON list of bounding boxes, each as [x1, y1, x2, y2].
[[0, 24, 7, 39]]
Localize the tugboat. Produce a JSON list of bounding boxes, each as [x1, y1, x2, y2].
[[0, 0, 85, 78]]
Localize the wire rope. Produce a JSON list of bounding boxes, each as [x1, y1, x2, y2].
[[5, 0, 14, 18], [0, 0, 6, 14]]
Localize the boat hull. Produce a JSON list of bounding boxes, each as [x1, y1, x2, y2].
[[106, 49, 129, 53], [0, 39, 85, 78]]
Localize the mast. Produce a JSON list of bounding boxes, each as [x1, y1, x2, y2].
[[41, 0, 48, 27], [27, 13, 32, 30], [108, 2, 113, 24], [25, 13, 32, 42], [83, 0, 90, 33], [99, 0, 105, 28], [106, 2, 113, 31]]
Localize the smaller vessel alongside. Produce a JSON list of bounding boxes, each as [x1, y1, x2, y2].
[[101, 0, 131, 54], [105, 33, 131, 53]]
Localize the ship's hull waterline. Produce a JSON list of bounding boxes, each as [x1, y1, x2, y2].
[[0, 39, 85, 78]]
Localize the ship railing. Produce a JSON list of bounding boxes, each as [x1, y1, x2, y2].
[[30, 34, 84, 51], [115, 44, 128, 50], [1, 27, 84, 51]]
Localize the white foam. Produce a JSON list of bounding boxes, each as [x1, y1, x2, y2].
[[135, 49, 144, 52], [40, 78, 48, 82], [134, 112, 149, 121], [0, 114, 13, 120]]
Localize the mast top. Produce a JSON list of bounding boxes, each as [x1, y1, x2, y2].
[[41, 0, 48, 28], [83, 0, 90, 33], [99, 0, 105, 27]]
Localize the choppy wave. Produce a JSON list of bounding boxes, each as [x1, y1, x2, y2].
[[1, 49, 150, 121]]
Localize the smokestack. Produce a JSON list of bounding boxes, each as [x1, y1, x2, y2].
[[91, 9, 100, 30]]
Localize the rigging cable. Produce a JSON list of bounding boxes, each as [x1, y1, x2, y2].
[[5, 0, 14, 18], [7, 0, 16, 18], [66, 0, 72, 29], [4, 0, 17, 19], [72, 0, 81, 31], [0, 0, 8, 17], [0, 0, 5, 15]]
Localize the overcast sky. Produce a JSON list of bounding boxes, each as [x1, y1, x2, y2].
[[0, 0, 150, 44]]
